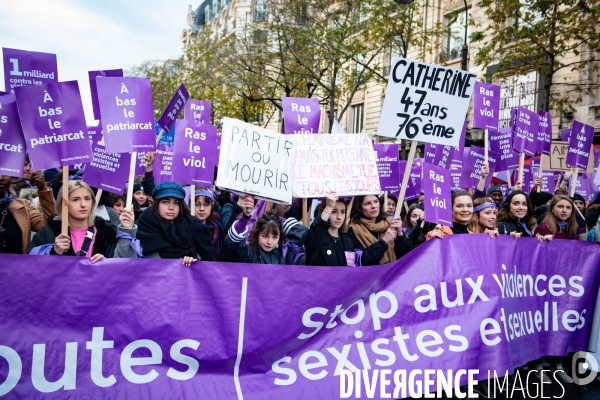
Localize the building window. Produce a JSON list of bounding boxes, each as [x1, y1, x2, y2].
[[442, 9, 470, 61], [253, 0, 268, 22], [205, 5, 211, 23], [352, 104, 365, 133], [385, 39, 403, 76], [494, 70, 538, 129]]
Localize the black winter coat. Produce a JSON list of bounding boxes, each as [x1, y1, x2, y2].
[[305, 216, 354, 266], [346, 225, 413, 266]]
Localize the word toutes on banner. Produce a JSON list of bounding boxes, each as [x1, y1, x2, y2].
[[216, 118, 295, 203], [2, 48, 57, 94], [566, 120, 594, 170], [0, 93, 26, 176], [96, 77, 156, 154], [15, 80, 91, 170], [293, 134, 379, 197], [542, 141, 595, 173], [0, 236, 598, 399], [377, 57, 476, 148], [282, 97, 321, 134]]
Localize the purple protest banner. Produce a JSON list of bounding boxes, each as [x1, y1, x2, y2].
[[96, 77, 156, 154], [489, 127, 520, 171], [459, 146, 499, 189], [0, 93, 26, 176], [15, 81, 92, 170], [575, 173, 593, 201], [424, 143, 436, 164], [512, 165, 533, 190], [185, 100, 211, 124], [423, 162, 452, 226], [157, 84, 190, 133], [374, 143, 400, 193], [88, 69, 124, 121], [473, 82, 500, 130], [83, 121, 130, 194], [398, 160, 420, 201], [87, 125, 100, 139], [152, 121, 176, 185], [424, 143, 454, 170], [1, 236, 600, 399], [561, 128, 571, 142], [531, 159, 558, 193], [282, 97, 321, 134], [172, 120, 218, 186], [537, 110, 552, 156], [215, 135, 221, 167], [566, 120, 594, 169], [456, 118, 467, 154], [2, 48, 57, 94], [512, 106, 539, 155]]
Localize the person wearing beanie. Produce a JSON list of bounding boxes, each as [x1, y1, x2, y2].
[[531, 191, 554, 224], [571, 193, 587, 234], [191, 188, 225, 261], [115, 181, 215, 265], [130, 183, 148, 220], [486, 185, 503, 208]]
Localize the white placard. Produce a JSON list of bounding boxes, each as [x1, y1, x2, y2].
[[293, 133, 380, 197], [377, 57, 476, 148], [216, 118, 295, 203]]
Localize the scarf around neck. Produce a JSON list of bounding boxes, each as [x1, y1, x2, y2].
[[351, 217, 396, 265]]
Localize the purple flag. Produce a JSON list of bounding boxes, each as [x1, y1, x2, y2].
[[83, 121, 130, 194], [374, 143, 400, 192], [88, 69, 124, 121], [536, 110, 552, 155], [185, 100, 211, 124], [566, 120, 594, 169], [157, 84, 190, 133], [512, 106, 539, 155], [96, 77, 156, 154], [459, 146, 498, 189], [2, 48, 57, 94], [0, 93, 26, 176], [561, 128, 571, 142], [14, 80, 91, 170], [282, 97, 321, 134], [423, 162, 452, 226], [172, 120, 218, 186], [473, 82, 500, 130], [489, 127, 520, 171], [1, 236, 600, 398]]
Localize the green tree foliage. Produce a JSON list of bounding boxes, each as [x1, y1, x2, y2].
[[472, 0, 600, 112]]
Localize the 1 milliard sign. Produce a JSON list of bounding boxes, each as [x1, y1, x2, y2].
[[377, 57, 476, 148]]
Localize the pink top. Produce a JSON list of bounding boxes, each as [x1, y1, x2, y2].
[[70, 227, 97, 257]]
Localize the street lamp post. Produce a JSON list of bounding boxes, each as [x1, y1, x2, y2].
[[460, 0, 469, 71]]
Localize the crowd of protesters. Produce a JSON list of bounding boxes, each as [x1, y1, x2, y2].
[[1, 153, 600, 390]]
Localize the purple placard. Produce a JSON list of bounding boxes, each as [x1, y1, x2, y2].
[[185, 100, 211, 124], [561, 128, 571, 142], [423, 162, 452, 226], [157, 84, 190, 133], [88, 69, 124, 121], [424, 143, 454, 170], [512, 106, 539, 155], [0, 93, 26, 176], [215, 135, 221, 166], [576, 174, 593, 201], [473, 82, 500, 130], [398, 160, 420, 200], [456, 118, 467, 154], [374, 143, 400, 192], [499, 183, 509, 197], [531, 158, 558, 193], [95, 77, 156, 154], [2, 48, 57, 94], [87, 125, 100, 138], [459, 146, 498, 189], [14, 80, 91, 170], [152, 121, 176, 184], [282, 97, 321, 134], [512, 165, 532, 190], [172, 120, 218, 186], [537, 110, 552, 156], [489, 127, 520, 171], [83, 121, 130, 194], [566, 120, 594, 169], [1, 237, 599, 398], [424, 142, 436, 164]]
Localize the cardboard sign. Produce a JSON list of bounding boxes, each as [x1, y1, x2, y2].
[[542, 141, 594, 173], [377, 57, 476, 147], [185, 100, 211, 124], [0, 93, 26, 176], [96, 77, 156, 154], [293, 134, 378, 197], [157, 84, 189, 133], [374, 143, 400, 193], [216, 118, 295, 203], [282, 97, 321, 134], [423, 162, 452, 226], [566, 120, 594, 169], [172, 120, 217, 187], [88, 69, 123, 121], [473, 82, 500, 130], [14, 80, 91, 170], [3, 48, 57, 94]]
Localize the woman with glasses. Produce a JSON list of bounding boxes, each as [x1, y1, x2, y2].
[[347, 195, 412, 265]]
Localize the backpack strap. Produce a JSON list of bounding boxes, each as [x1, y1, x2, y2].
[[75, 226, 95, 257]]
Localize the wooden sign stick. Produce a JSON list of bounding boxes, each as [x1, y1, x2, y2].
[[126, 152, 137, 209], [394, 141, 417, 219], [302, 198, 309, 228], [190, 185, 196, 216], [506, 171, 511, 187], [570, 167, 579, 197], [484, 129, 489, 164], [265, 201, 273, 212], [536, 154, 547, 193], [94, 189, 103, 215], [61, 167, 69, 235], [383, 191, 388, 214], [554, 174, 563, 192], [345, 198, 354, 231], [517, 153, 525, 188]]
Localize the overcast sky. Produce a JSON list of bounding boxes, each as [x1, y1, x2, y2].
[[0, 0, 193, 124]]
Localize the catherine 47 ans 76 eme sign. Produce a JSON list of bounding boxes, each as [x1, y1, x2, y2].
[[377, 57, 477, 148]]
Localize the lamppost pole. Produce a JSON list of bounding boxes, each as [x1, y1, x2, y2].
[[461, 0, 468, 71]]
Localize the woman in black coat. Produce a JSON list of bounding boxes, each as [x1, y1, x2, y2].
[[305, 192, 356, 266]]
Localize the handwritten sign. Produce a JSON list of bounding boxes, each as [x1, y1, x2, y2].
[[293, 134, 378, 197], [542, 141, 594, 173], [216, 118, 295, 203], [172, 120, 217, 186], [566, 120, 594, 169], [377, 57, 476, 147]]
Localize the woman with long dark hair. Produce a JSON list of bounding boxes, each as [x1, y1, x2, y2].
[[497, 190, 536, 239], [347, 195, 412, 265], [402, 203, 427, 246], [533, 194, 579, 241]]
